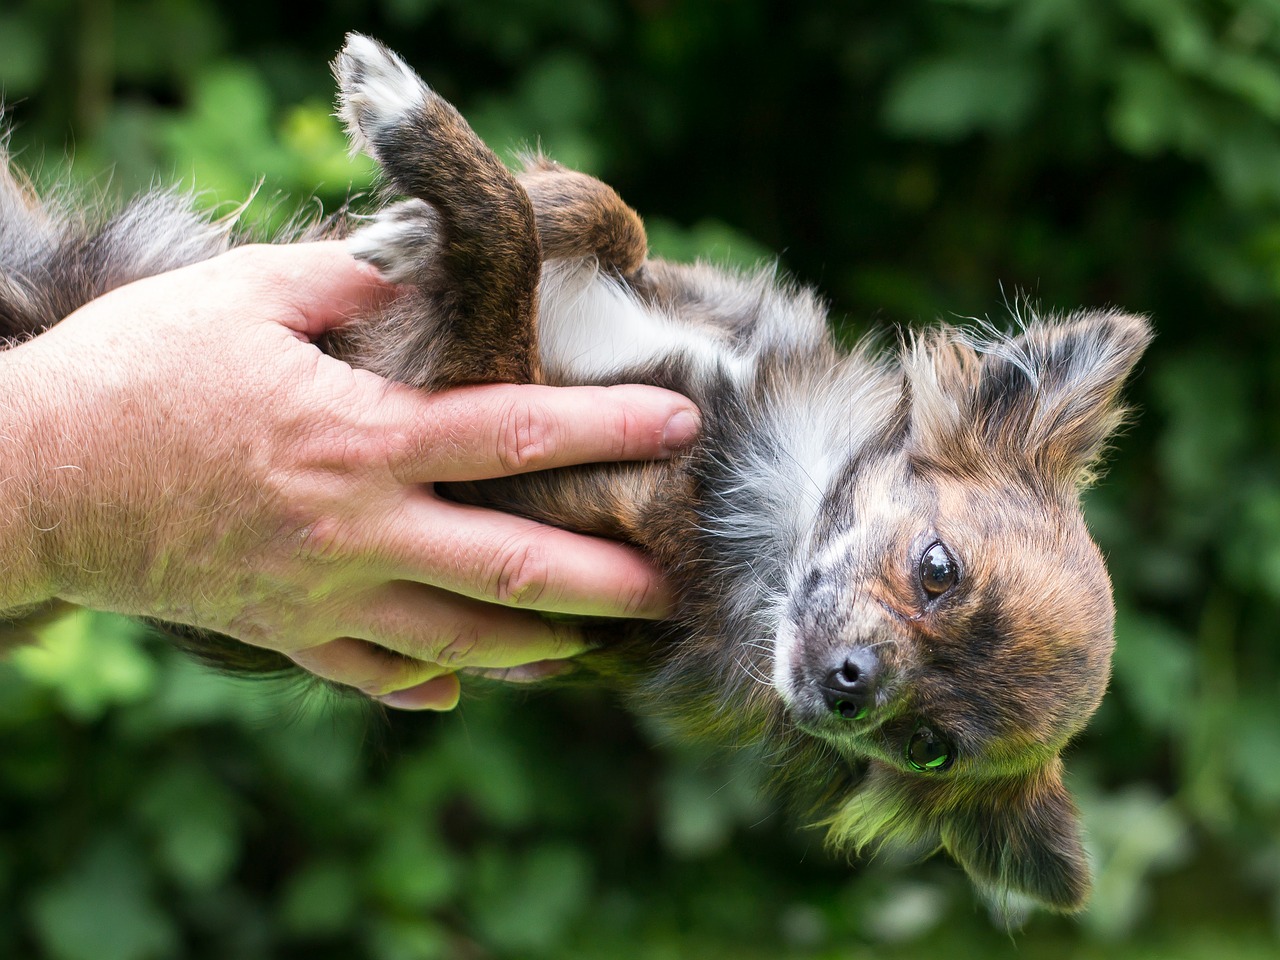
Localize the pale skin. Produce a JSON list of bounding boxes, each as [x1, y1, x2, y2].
[[0, 242, 700, 709]]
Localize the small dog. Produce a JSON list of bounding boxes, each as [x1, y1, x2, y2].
[[0, 35, 1150, 913]]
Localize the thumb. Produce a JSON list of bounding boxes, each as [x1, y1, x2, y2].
[[247, 241, 403, 338]]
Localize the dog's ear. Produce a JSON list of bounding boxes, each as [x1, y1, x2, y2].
[[906, 311, 1151, 492], [974, 311, 1152, 489], [940, 760, 1091, 914], [824, 760, 1091, 914]]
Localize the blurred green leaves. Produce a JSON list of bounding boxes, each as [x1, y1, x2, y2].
[[4, 0, 1280, 957], [12, 613, 156, 721], [469, 52, 605, 172], [884, 54, 1040, 139], [136, 763, 241, 891], [30, 835, 177, 960], [469, 843, 592, 952], [0, 11, 47, 94], [1082, 786, 1193, 940]]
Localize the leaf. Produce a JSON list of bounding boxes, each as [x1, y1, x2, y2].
[[1111, 611, 1196, 732], [857, 881, 949, 943], [122, 651, 272, 732], [1151, 350, 1251, 503], [365, 917, 448, 960], [468, 52, 605, 173], [883, 54, 1040, 139], [278, 101, 377, 196], [13, 614, 157, 721], [646, 217, 775, 272], [280, 859, 359, 938], [28, 836, 177, 960], [1109, 58, 1204, 156], [469, 843, 591, 953], [134, 762, 241, 891], [1222, 482, 1280, 602], [256, 694, 368, 799], [437, 716, 536, 828], [0, 14, 46, 93], [1079, 785, 1192, 939], [365, 817, 457, 911], [1228, 695, 1280, 805]]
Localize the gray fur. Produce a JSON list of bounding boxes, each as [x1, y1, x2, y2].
[[0, 34, 1153, 914]]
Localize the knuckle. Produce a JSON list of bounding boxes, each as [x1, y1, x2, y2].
[[489, 538, 551, 607], [616, 579, 658, 619], [614, 409, 636, 459], [495, 400, 557, 473], [543, 624, 582, 661], [595, 391, 635, 458], [358, 670, 406, 698], [294, 515, 352, 564], [434, 625, 483, 668], [322, 640, 430, 698], [297, 421, 381, 473], [380, 426, 420, 475], [335, 433, 385, 475]]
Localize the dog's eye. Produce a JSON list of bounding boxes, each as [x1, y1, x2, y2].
[[906, 726, 954, 772], [919, 542, 959, 597]]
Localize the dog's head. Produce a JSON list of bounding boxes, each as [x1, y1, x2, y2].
[[773, 310, 1151, 912]]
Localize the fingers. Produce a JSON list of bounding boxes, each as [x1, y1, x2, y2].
[[289, 640, 459, 711], [345, 579, 591, 667], [291, 580, 590, 711], [381, 382, 700, 483], [290, 636, 440, 697], [382, 496, 673, 619], [462, 660, 578, 683], [378, 675, 461, 711]]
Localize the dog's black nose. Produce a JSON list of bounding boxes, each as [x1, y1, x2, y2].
[[821, 648, 880, 720]]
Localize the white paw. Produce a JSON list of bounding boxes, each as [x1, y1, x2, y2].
[[333, 33, 428, 156], [347, 200, 440, 284]]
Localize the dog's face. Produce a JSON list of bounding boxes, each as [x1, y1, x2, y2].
[[772, 310, 1151, 912]]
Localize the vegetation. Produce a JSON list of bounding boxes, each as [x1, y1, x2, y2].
[[3, 0, 1279, 956]]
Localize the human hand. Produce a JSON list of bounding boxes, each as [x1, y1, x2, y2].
[[0, 242, 699, 709]]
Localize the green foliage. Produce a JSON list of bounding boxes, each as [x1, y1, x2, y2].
[[4, 0, 1280, 956]]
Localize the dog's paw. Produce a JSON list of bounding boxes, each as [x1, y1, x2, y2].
[[347, 200, 440, 284], [333, 33, 428, 157]]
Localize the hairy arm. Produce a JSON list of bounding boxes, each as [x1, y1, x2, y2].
[[0, 242, 699, 708]]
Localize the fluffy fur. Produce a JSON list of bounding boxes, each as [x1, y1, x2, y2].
[[0, 35, 1152, 913]]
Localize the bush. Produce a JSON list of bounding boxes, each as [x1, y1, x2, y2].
[[4, 1, 1280, 956]]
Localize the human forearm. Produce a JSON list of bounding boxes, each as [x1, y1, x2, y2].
[[0, 243, 699, 707], [0, 343, 58, 617]]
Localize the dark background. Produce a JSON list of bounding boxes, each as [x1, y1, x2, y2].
[[2, 1, 1279, 957]]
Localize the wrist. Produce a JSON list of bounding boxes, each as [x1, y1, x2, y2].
[[0, 326, 180, 618], [0, 340, 60, 614]]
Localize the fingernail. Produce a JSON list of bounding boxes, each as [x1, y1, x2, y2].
[[661, 409, 701, 452], [377, 677, 460, 711], [462, 660, 578, 683], [377, 689, 427, 710]]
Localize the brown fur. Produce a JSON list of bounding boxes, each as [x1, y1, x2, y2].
[[518, 156, 648, 274], [0, 35, 1153, 914]]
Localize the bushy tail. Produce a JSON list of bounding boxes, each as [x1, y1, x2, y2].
[[0, 122, 234, 341]]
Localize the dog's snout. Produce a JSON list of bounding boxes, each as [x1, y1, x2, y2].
[[820, 648, 880, 720]]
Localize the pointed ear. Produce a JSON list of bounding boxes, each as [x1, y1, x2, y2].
[[940, 761, 1091, 913], [975, 311, 1151, 488], [907, 311, 1152, 491]]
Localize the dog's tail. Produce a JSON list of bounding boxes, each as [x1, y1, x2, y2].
[[0, 119, 233, 342]]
